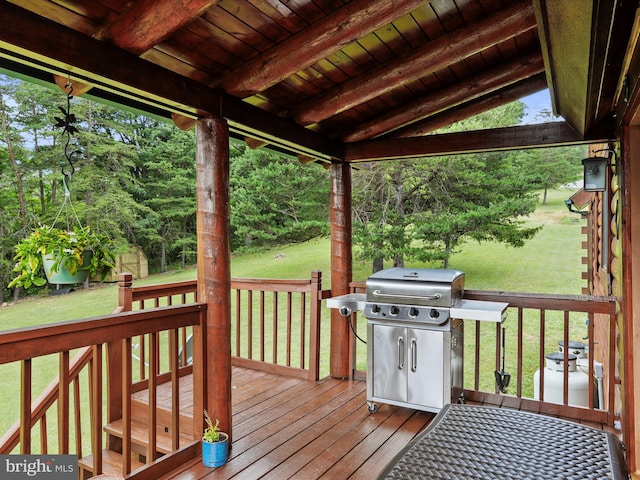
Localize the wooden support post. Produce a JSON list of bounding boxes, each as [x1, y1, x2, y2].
[[195, 117, 232, 440], [118, 273, 133, 312], [329, 162, 353, 379], [621, 125, 638, 474], [308, 271, 322, 381]]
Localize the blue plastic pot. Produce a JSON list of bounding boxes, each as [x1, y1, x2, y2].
[[202, 433, 229, 467]]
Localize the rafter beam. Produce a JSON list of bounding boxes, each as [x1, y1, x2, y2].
[[0, 2, 341, 161], [292, 0, 537, 126], [343, 122, 609, 162], [94, 0, 219, 55], [343, 51, 544, 142], [390, 74, 549, 138], [218, 0, 426, 97]]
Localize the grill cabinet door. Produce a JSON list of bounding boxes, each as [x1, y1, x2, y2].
[[407, 328, 445, 408], [371, 324, 407, 403]]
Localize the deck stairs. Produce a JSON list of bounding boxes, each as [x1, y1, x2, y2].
[[78, 394, 195, 479]]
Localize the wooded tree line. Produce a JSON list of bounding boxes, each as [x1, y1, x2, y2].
[[0, 74, 583, 301]]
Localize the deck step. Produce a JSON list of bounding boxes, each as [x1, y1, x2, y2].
[[104, 418, 194, 457], [78, 449, 144, 480], [131, 397, 194, 433]]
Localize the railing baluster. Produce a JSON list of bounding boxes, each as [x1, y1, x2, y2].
[[170, 328, 180, 451], [20, 359, 32, 454], [563, 310, 570, 405], [235, 289, 241, 357], [587, 311, 595, 409], [139, 333, 146, 380], [122, 337, 132, 476], [474, 322, 480, 391], [148, 331, 158, 462], [494, 322, 501, 394], [286, 292, 293, 367], [248, 290, 253, 359], [91, 344, 103, 476], [260, 291, 265, 362], [73, 375, 82, 457], [273, 291, 278, 364], [300, 292, 307, 370], [538, 309, 546, 402], [516, 307, 523, 398], [58, 351, 70, 454], [39, 415, 47, 454], [608, 308, 617, 424]]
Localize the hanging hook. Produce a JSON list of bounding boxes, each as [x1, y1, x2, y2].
[[54, 79, 80, 180]]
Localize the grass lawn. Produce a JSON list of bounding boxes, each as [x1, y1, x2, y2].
[[0, 188, 586, 443]]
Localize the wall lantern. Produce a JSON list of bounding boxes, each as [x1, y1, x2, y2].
[[582, 156, 608, 192]]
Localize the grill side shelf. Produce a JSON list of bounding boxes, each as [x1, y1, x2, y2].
[[450, 299, 508, 322]]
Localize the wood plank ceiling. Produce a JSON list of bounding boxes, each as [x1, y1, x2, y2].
[[0, 0, 636, 162]]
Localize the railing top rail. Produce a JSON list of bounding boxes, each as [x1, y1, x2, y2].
[[0, 303, 206, 365], [464, 289, 617, 314], [348, 282, 616, 314], [129, 276, 320, 301], [131, 280, 197, 301], [231, 277, 315, 293]]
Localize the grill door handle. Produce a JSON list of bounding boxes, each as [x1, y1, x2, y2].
[[397, 336, 404, 370], [410, 338, 417, 372], [372, 290, 441, 301]]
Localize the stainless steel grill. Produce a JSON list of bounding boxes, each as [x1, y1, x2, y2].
[[364, 267, 464, 325], [326, 267, 509, 414], [364, 268, 465, 413]]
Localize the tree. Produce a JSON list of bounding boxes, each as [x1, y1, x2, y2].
[[229, 147, 330, 250], [135, 124, 197, 271], [518, 146, 585, 204], [353, 101, 543, 271], [408, 152, 541, 268]]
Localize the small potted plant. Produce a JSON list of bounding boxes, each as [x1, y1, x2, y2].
[[202, 410, 229, 468], [8, 224, 117, 289]]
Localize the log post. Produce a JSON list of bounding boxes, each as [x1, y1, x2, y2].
[[329, 162, 353, 379], [195, 116, 232, 440]]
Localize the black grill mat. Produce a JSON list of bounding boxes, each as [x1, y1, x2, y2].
[[379, 404, 629, 480]]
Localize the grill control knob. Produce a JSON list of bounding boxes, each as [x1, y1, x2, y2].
[[429, 308, 440, 319], [409, 307, 419, 317], [389, 306, 400, 315], [371, 304, 381, 314]]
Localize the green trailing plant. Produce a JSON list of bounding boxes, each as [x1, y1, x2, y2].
[[8, 225, 117, 289], [203, 410, 222, 443]]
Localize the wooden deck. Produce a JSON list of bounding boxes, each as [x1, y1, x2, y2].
[[141, 365, 619, 480], [155, 366, 435, 479]]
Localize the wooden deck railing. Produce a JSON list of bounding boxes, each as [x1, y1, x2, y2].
[[0, 273, 620, 478], [349, 282, 619, 426], [118, 271, 324, 381], [0, 302, 206, 480]]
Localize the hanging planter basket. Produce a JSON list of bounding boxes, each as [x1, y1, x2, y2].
[[8, 225, 116, 290], [42, 250, 93, 284]]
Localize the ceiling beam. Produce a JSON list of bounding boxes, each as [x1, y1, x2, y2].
[[342, 51, 544, 142], [0, 2, 341, 161], [218, 0, 427, 97], [291, 0, 537, 126], [343, 122, 610, 162], [390, 74, 549, 138], [94, 0, 220, 55]]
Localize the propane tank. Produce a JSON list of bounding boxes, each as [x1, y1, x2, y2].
[[558, 340, 587, 358], [533, 352, 590, 407], [558, 340, 603, 409]]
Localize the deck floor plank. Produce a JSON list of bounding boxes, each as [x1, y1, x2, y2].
[[157, 367, 430, 479], [155, 366, 615, 479]]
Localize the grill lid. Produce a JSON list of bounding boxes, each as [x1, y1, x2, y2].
[[366, 268, 464, 308]]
